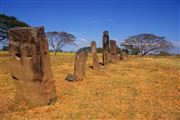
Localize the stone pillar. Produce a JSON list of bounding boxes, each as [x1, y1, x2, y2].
[[74, 49, 88, 80], [119, 51, 128, 60], [74, 49, 88, 81], [102, 31, 110, 65], [110, 40, 117, 63], [9, 27, 57, 108], [65, 49, 88, 82], [91, 41, 100, 70]]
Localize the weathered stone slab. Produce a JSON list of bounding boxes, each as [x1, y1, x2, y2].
[[74, 49, 88, 80], [9, 26, 57, 108], [119, 51, 128, 60], [65, 74, 77, 82], [102, 31, 110, 65], [91, 41, 100, 70], [110, 40, 117, 63]]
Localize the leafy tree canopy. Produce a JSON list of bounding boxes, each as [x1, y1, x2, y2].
[[121, 33, 173, 56], [46, 31, 77, 55], [0, 14, 29, 41]]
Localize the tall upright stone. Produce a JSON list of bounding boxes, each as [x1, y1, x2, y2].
[[74, 49, 88, 81], [9, 27, 57, 108], [65, 49, 88, 82], [119, 51, 128, 60], [91, 41, 100, 70], [110, 40, 117, 63], [102, 31, 110, 65]]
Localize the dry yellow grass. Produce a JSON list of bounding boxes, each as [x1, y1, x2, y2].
[[0, 52, 180, 120]]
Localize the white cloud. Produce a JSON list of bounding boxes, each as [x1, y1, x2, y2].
[[80, 38, 87, 42], [170, 40, 180, 54], [171, 40, 180, 48], [75, 38, 90, 49]]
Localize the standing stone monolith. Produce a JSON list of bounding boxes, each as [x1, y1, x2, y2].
[[119, 51, 128, 60], [102, 31, 110, 65], [74, 49, 88, 80], [66, 49, 88, 81], [91, 41, 100, 70], [110, 40, 117, 63], [9, 27, 57, 108]]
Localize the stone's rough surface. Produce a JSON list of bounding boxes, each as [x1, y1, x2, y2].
[[102, 31, 110, 65], [74, 49, 88, 80], [110, 40, 117, 63], [66, 49, 88, 81], [91, 41, 100, 70], [65, 74, 77, 82], [119, 51, 128, 60], [9, 27, 57, 108]]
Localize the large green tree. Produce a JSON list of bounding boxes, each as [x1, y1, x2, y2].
[[121, 34, 173, 56], [46, 31, 77, 55], [0, 14, 29, 41]]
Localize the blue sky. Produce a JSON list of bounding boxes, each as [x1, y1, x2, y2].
[[0, 0, 179, 53]]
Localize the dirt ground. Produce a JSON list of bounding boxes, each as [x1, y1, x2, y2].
[[0, 52, 180, 120]]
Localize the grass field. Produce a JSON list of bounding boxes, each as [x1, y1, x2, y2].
[[0, 52, 180, 119]]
